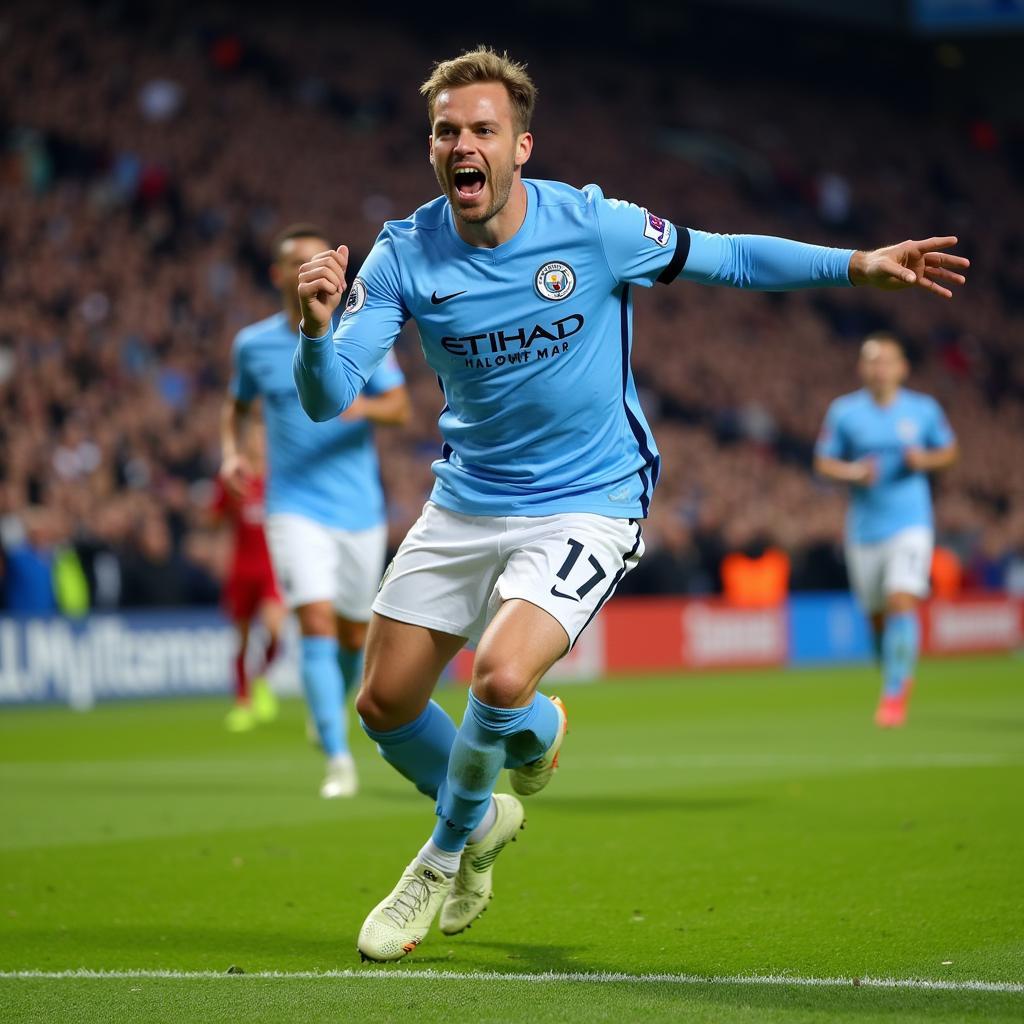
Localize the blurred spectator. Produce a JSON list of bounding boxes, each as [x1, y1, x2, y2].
[[931, 546, 964, 599], [617, 507, 712, 596], [1005, 545, 1024, 597], [137, 79, 184, 123], [720, 524, 791, 607], [74, 500, 130, 610], [965, 528, 1011, 591], [119, 513, 191, 607], [1, 507, 58, 613]]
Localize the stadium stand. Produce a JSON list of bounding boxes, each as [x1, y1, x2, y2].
[[1, 4, 1022, 608]]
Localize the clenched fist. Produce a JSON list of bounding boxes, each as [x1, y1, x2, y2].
[[297, 245, 350, 338]]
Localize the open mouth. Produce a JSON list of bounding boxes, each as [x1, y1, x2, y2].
[[453, 165, 486, 200]]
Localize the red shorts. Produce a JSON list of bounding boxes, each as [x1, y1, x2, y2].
[[223, 573, 281, 622]]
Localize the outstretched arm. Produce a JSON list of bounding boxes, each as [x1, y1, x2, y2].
[[683, 231, 968, 298]]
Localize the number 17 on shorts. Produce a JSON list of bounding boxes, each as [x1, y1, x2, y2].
[[373, 502, 644, 649]]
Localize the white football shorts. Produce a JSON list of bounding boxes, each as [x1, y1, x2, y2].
[[373, 501, 644, 648], [266, 513, 388, 620], [845, 525, 933, 613]]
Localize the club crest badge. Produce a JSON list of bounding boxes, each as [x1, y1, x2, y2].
[[535, 261, 576, 301], [897, 418, 919, 443]]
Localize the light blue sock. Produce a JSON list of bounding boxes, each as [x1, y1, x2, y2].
[[504, 692, 561, 769], [361, 700, 456, 799], [871, 624, 884, 666], [882, 612, 919, 698], [338, 646, 364, 698], [433, 691, 561, 853], [300, 636, 346, 757]]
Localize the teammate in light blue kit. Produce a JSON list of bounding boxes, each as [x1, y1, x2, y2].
[[816, 333, 958, 727], [220, 224, 410, 799], [291, 49, 969, 960]]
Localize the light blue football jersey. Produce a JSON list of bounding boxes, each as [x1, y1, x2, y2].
[[296, 178, 854, 519], [230, 311, 404, 530], [816, 387, 956, 544]]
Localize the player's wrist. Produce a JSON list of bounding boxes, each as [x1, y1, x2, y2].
[[848, 250, 868, 286], [299, 317, 331, 341]]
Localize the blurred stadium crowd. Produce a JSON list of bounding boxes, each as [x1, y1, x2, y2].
[[1, 3, 1023, 611]]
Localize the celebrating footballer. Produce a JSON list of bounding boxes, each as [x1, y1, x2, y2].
[[292, 47, 968, 962]]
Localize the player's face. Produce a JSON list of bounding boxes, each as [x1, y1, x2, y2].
[[859, 340, 908, 394], [428, 82, 532, 225]]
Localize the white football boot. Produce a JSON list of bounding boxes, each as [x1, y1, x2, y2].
[[509, 696, 568, 796], [440, 793, 526, 936], [357, 860, 452, 962], [319, 754, 358, 799]]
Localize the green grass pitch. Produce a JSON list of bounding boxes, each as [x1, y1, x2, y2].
[[1, 656, 1022, 1023]]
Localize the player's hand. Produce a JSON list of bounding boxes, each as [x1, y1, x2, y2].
[[850, 458, 877, 486], [219, 453, 252, 501], [297, 245, 349, 337], [904, 448, 929, 472], [340, 395, 368, 422], [849, 237, 968, 299]]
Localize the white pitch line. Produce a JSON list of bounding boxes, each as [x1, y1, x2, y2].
[[1, 969, 1021, 994], [602, 752, 1014, 769]]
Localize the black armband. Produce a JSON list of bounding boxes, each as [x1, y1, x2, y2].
[[656, 226, 690, 285]]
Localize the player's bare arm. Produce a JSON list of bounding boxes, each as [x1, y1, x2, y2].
[[814, 454, 877, 486], [905, 442, 959, 473], [297, 245, 350, 338], [341, 386, 412, 426], [848, 236, 969, 299], [219, 396, 253, 500]]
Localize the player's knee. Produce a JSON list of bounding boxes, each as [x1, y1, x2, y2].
[[886, 592, 918, 614], [355, 686, 384, 729], [296, 602, 334, 637], [471, 660, 531, 709], [337, 620, 368, 652], [355, 685, 409, 733]]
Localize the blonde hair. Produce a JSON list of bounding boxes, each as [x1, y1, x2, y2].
[[420, 46, 537, 135]]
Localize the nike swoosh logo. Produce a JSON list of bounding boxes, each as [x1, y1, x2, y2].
[[549, 586, 580, 602], [431, 290, 467, 305]]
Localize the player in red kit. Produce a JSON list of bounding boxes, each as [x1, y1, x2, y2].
[[211, 423, 284, 732]]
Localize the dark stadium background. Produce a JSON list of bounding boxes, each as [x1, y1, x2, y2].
[[1, 0, 1022, 617]]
